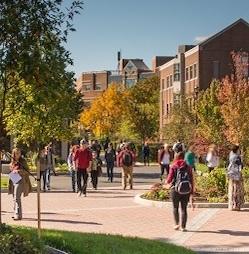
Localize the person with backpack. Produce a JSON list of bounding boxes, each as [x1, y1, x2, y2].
[[165, 152, 194, 232], [118, 143, 135, 190], [105, 142, 116, 182], [227, 145, 244, 211]]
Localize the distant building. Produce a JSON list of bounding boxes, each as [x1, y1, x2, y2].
[[159, 18, 249, 139], [76, 57, 156, 103]]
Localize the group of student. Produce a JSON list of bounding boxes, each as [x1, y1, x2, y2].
[[67, 139, 136, 196]]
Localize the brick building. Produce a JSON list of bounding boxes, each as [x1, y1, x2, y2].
[[159, 18, 249, 138], [76, 58, 155, 104]]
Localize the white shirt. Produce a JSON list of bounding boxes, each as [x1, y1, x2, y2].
[[206, 152, 219, 168], [161, 152, 170, 165]]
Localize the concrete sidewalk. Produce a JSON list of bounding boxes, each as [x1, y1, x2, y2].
[[2, 185, 249, 253]]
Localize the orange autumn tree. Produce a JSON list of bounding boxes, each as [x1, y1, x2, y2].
[[218, 52, 249, 152], [80, 84, 128, 138]]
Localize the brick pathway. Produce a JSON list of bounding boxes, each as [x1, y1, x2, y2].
[[2, 184, 249, 253]]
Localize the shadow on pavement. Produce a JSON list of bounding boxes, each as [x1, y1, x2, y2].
[[22, 218, 102, 225], [188, 229, 249, 237]]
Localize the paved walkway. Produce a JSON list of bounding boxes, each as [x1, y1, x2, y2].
[[2, 167, 249, 253]]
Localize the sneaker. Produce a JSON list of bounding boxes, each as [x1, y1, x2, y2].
[[130, 185, 133, 190], [174, 225, 180, 230], [77, 191, 82, 197], [123, 186, 126, 190], [181, 228, 187, 232]]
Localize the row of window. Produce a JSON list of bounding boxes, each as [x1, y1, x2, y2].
[[82, 84, 102, 91], [185, 64, 197, 81], [161, 100, 173, 116], [161, 75, 173, 90]]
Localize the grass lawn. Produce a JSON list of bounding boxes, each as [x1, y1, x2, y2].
[[0, 176, 8, 189], [14, 227, 195, 254]]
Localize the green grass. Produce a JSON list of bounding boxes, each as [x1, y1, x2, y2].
[[14, 227, 195, 254], [0, 176, 8, 189]]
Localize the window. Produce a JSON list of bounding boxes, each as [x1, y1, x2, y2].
[[166, 104, 169, 115], [95, 84, 102, 90], [185, 67, 189, 81], [166, 76, 170, 88], [161, 79, 165, 90], [174, 63, 180, 81], [126, 79, 136, 87], [84, 84, 91, 91], [193, 64, 197, 78], [169, 103, 172, 112], [170, 75, 173, 87], [162, 99, 164, 115], [189, 66, 193, 79]]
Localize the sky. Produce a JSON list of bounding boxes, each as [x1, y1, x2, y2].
[[67, 0, 249, 77]]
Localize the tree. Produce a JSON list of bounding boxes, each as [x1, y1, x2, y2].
[[0, 0, 83, 148], [196, 80, 226, 144], [218, 52, 249, 152], [80, 84, 127, 139], [125, 76, 160, 142], [162, 96, 196, 145]]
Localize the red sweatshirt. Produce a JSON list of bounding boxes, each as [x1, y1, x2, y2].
[[166, 159, 194, 194], [73, 148, 92, 171]]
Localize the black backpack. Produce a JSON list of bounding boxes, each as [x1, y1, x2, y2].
[[122, 151, 133, 166], [174, 166, 192, 195], [174, 142, 183, 153]]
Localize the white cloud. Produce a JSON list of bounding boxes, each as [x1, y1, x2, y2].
[[194, 35, 209, 43]]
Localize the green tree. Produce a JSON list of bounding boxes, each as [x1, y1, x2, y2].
[[196, 80, 225, 144], [162, 96, 196, 145], [0, 0, 83, 148], [126, 76, 160, 142]]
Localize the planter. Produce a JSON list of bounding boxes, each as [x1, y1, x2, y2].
[[134, 194, 249, 209]]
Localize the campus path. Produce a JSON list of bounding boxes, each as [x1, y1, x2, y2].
[[2, 166, 249, 253]]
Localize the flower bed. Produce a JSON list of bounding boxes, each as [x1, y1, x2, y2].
[[142, 167, 249, 203]]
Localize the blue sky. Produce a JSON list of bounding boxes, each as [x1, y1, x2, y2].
[[67, 0, 249, 77]]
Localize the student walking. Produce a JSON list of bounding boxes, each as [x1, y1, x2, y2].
[[105, 143, 116, 182], [73, 139, 92, 197], [44, 143, 55, 191], [158, 144, 171, 181], [8, 148, 32, 220], [142, 142, 150, 166], [166, 152, 194, 231], [206, 145, 219, 173], [227, 145, 244, 211], [118, 143, 135, 190], [91, 151, 102, 190], [184, 146, 196, 171], [67, 145, 79, 192], [173, 139, 185, 154], [36, 148, 48, 192]]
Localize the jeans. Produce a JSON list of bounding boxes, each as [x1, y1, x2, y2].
[[91, 170, 98, 189], [45, 168, 51, 189], [171, 189, 190, 229], [143, 155, 150, 166], [40, 171, 47, 191], [13, 180, 23, 219], [106, 163, 114, 182], [71, 170, 77, 192], [160, 164, 170, 177], [77, 170, 88, 194]]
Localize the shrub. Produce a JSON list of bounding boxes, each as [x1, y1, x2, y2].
[[142, 183, 169, 201], [0, 224, 43, 254], [196, 168, 227, 202]]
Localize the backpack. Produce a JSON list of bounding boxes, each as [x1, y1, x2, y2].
[[174, 142, 183, 153], [174, 166, 192, 195], [122, 151, 133, 166]]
